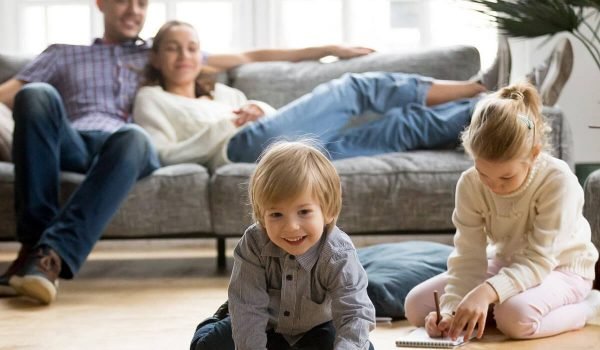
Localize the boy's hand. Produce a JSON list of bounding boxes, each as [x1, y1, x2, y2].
[[424, 311, 452, 338], [448, 283, 498, 341]]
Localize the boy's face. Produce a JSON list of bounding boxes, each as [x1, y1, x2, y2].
[[97, 0, 148, 43], [263, 191, 333, 256]]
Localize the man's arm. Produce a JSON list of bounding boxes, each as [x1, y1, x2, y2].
[[0, 79, 25, 110], [205, 45, 374, 72]]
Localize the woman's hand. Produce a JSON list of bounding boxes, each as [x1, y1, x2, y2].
[[424, 311, 453, 338], [448, 283, 498, 341], [233, 103, 265, 127]]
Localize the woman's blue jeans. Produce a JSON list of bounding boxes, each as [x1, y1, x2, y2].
[[191, 316, 375, 350], [227, 72, 480, 162], [11, 83, 160, 278]]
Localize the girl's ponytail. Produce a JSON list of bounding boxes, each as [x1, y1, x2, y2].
[[462, 82, 549, 161]]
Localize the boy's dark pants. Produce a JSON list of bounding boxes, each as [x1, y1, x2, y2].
[[191, 316, 375, 350]]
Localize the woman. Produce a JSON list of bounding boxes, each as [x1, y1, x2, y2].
[[133, 20, 487, 170]]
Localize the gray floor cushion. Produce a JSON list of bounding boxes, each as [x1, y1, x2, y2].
[[357, 241, 452, 319]]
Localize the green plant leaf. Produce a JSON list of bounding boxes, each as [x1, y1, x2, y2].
[[468, 0, 583, 37]]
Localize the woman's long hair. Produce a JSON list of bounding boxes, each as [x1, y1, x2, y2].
[[142, 20, 217, 98]]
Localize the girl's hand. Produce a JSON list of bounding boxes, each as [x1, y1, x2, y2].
[[424, 311, 453, 338], [233, 103, 265, 127], [448, 283, 498, 341]]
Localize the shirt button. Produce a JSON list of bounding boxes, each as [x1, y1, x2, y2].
[[286, 274, 293, 281], [284, 311, 290, 317]]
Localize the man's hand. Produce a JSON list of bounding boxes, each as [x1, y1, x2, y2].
[[448, 283, 498, 341], [328, 45, 375, 59], [233, 103, 265, 127]]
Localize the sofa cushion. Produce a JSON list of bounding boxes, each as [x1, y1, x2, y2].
[[229, 46, 480, 109], [357, 241, 452, 319], [0, 162, 213, 239], [210, 150, 474, 236]]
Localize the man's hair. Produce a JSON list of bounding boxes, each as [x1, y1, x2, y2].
[[249, 140, 342, 233], [142, 20, 216, 97], [461, 82, 551, 161]]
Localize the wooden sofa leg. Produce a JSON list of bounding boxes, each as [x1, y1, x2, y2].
[[217, 237, 226, 270]]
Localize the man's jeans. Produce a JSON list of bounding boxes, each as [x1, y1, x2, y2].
[[227, 72, 480, 162], [190, 316, 375, 350], [12, 83, 160, 278]]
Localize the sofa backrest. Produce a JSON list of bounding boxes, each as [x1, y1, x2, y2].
[[0, 45, 480, 108], [228, 45, 480, 108]]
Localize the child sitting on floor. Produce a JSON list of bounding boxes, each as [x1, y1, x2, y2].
[[404, 82, 600, 341], [191, 140, 376, 350]]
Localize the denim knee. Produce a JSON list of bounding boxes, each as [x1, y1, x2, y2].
[[103, 124, 160, 177], [13, 82, 63, 125], [494, 301, 539, 339]]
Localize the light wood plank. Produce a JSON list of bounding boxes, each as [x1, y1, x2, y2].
[[1, 240, 598, 350]]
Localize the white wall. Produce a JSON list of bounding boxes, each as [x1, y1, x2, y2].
[[511, 36, 600, 164]]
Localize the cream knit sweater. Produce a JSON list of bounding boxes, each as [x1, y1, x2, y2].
[[440, 153, 598, 315], [133, 84, 275, 170]]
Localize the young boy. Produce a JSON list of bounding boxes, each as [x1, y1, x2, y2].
[[191, 140, 375, 350]]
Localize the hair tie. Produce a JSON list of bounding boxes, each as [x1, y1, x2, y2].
[[518, 114, 533, 129], [510, 91, 524, 101]]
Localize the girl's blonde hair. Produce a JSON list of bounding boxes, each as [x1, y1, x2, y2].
[[249, 140, 342, 233], [462, 82, 551, 161]]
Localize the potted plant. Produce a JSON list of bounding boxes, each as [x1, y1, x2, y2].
[[466, 0, 600, 70]]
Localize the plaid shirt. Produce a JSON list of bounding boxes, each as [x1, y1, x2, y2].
[[16, 39, 150, 133]]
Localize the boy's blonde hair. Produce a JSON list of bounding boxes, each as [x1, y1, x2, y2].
[[249, 140, 342, 233], [462, 82, 551, 161]]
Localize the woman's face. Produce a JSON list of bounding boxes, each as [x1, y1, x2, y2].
[[152, 25, 202, 91]]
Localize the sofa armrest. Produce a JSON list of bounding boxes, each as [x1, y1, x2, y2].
[[542, 106, 573, 169], [0, 54, 31, 84], [584, 169, 600, 252]]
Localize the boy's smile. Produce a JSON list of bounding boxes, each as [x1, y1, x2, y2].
[[263, 192, 333, 256]]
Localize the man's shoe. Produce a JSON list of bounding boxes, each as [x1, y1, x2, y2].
[[0, 244, 32, 297], [9, 245, 61, 304], [472, 35, 512, 91], [537, 38, 573, 106], [213, 300, 229, 320]]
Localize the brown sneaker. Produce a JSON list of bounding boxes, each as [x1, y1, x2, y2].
[[0, 244, 32, 297], [9, 245, 61, 304]]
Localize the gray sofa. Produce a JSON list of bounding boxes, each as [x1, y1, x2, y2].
[[0, 46, 576, 268], [584, 169, 600, 289]]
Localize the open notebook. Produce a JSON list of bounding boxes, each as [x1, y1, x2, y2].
[[395, 327, 476, 348]]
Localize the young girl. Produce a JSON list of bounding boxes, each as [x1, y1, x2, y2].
[[133, 20, 489, 170], [404, 82, 600, 341]]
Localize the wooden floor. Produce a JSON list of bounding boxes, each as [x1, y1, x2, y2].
[[1, 239, 599, 350]]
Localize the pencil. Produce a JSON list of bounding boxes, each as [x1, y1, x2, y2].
[[434, 290, 441, 325]]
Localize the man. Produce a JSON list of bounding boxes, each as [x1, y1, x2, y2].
[[0, 0, 373, 304]]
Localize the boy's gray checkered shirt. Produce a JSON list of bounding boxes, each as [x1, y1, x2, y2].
[[228, 224, 375, 349]]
